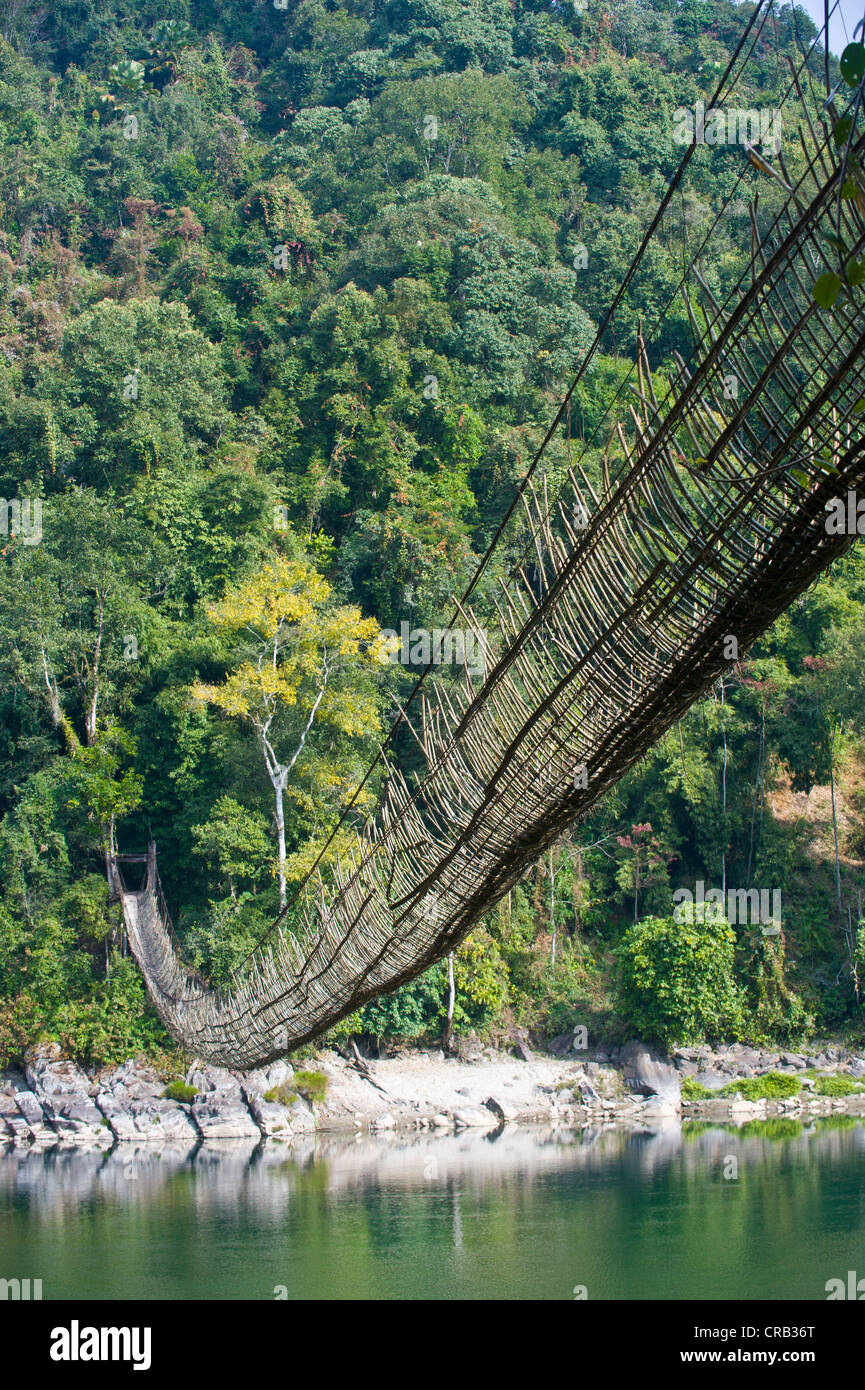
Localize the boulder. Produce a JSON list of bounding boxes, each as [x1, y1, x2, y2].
[[0, 1073, 25, 1126], [730, 1098, 767, 1119], [452, 1107, 493, 1128], [186, 1064, 242, 1096], [25, 1051, 92, 1102], [574, 1074, 604, 1107], [781, 1053, 808, 1069], [241, 1060, 294, 1097], [4, 1111, 39, 1145], [243, 1091, 297, 1139], [693, 1070, 729, 1092], [93, 1061, 169, 1139], [734, 1048, 763, 1070], [810, 1053, 833, 1070], [506, 1029, 534, 1063], [289, 1102, 315, 1134], [181, 1061, 262, 1140], [24, 1055, 110, 1146], [240, 1064, 313, 1139], [239, 1061, 303, 1138], [619, 1041, 681, 1108], [95, 1087, 198, 1144], [484, 1097, 517, 1124], [639, 1094, 680, 1119], [13, 1089, 59, 1145], [455, 1035, 484, 1063], [97, 1060, 164, 1102], [190, 1091, 262, 1141]]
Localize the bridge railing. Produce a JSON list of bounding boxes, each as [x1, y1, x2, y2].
[[111, 843, 209, 992]]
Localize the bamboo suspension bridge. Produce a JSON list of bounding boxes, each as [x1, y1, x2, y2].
[[111, 6, 865, 1066]]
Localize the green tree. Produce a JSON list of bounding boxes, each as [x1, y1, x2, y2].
[[193, 554, 382, 905], [617, 904, 744, 1046], [190, 794, 272, 901]]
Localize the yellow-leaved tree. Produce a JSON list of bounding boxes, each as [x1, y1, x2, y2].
[[193, 556, 382, 907]]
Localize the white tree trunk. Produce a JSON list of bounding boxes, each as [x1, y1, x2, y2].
[[550, 848, 557, 966], [260, 678, 328, 912], [443, 952, 455, 1050], [275, 779, 287, 908]]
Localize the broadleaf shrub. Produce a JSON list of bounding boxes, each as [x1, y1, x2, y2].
[[617, 906, 744, 1047]]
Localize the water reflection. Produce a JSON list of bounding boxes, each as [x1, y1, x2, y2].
[[2, 1116, 863, 1215], [1, 1119, 863, 1300]]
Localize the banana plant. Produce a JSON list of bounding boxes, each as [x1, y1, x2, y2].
[[143, 20, 194, 84]]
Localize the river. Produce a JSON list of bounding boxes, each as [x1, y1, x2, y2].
[[1, 1117, 863, 1300]]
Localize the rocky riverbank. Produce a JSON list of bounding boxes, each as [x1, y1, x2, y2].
[[3, 1038, 865, 1150]]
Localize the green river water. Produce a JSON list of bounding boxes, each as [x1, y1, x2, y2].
[[1, 1118, 863, 1300]]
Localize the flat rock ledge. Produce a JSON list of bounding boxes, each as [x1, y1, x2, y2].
[[0, 1049, 314, 1151], [3, 1039, 865, 1150]]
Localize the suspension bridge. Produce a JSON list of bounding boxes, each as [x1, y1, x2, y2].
[[111, 5, 865, 1066]]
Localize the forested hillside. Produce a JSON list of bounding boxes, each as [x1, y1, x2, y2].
[[1, 0, 863, 1067]]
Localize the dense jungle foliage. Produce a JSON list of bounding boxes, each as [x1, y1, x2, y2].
[[0, 0, 863, 1067]]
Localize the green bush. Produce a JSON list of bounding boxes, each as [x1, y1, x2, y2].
[[350, 970, 443, 1042], [681, 1076, 713, 1101], [162, 1080, 198, 1103], [738, 933, 813, 1045], [290, 1069, 329, 1104], [720, 1071, 800, 1101], [815, 1073, 860, 1097], [617, 907, 744, 1047], [264, 1082, 298, 1105], [682, 1071, 802, 1102]]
